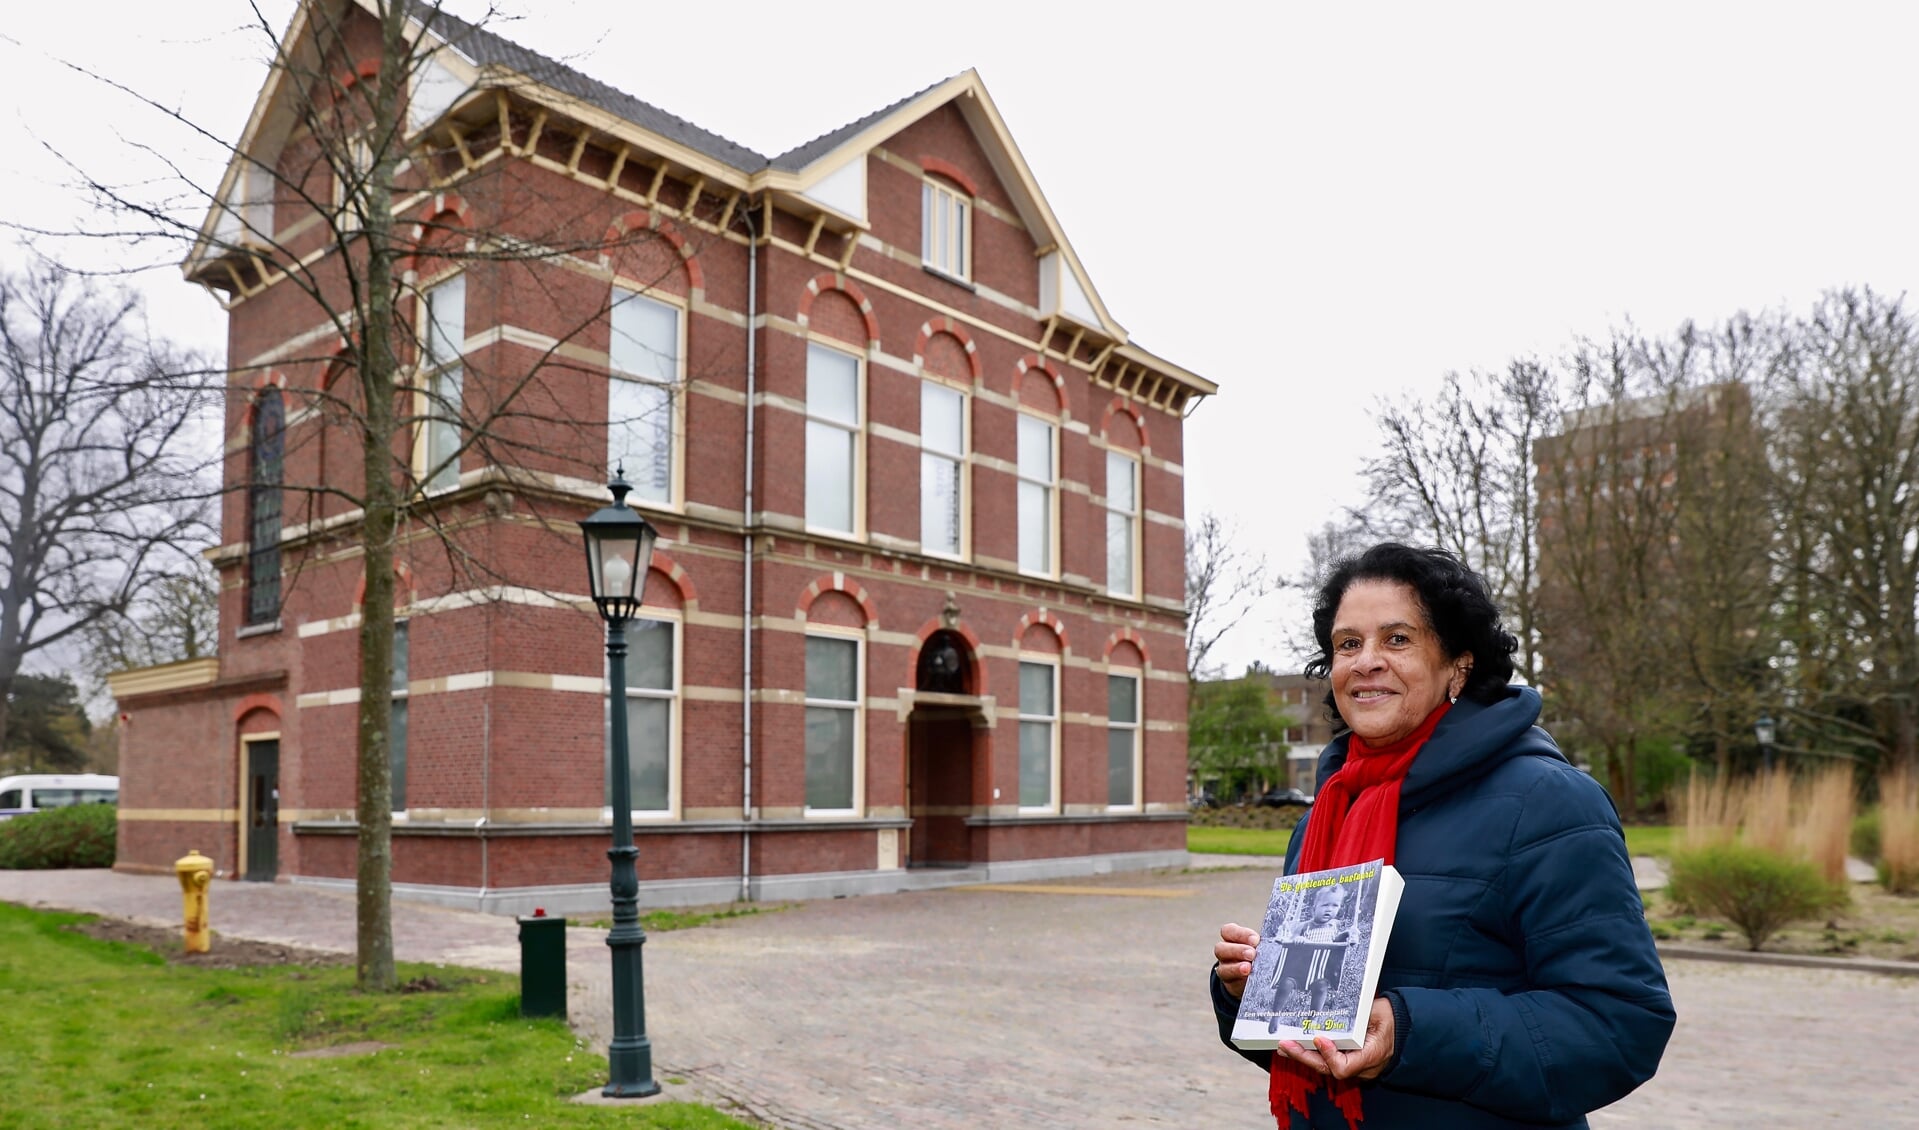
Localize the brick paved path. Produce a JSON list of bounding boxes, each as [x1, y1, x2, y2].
[[5, 866, 1916, 1127]]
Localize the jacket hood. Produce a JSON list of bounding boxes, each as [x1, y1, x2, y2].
[[1315, 685, 1566, 809]]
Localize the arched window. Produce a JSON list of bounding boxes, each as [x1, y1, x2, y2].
[[915, 629, 973, 695], [245, 387, 285, 625]]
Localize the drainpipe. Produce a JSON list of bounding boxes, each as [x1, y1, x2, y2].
[[740, 197, 760, 904], [476, 700, 490, 911]]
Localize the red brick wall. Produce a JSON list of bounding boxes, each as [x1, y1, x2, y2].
[[125, 44, 1202, 895]]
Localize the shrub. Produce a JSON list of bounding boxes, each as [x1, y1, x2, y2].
[[0, 805, 117, 869], [1852, 809, 1882, 864], [1665, 842, 1847, 952]]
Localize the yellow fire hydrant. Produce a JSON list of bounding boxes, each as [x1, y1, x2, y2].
[[175, 849, 213, 954]]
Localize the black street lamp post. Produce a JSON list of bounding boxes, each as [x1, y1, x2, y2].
[[579, 471, 662, 1099], [1755, 713, 1777, 774]]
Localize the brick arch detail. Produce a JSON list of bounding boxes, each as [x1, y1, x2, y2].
[[796, 572, 879, 626], [797, 273, 881, 347], [351, 561, 417, 611], [232, 695, 282, 726], [1098, 398, 1152, 456], [1013, 353, 1068, 414], [919, 156, 980, 198], [603, 209, 704, 291], [908, 616, 989, 697], [1014, 354, 1066, 391], [1013, 609, 1070, 652], [1102, 627, 1151, 666], [335, 58, 381, 91], [398, 193, 477, 277], [913, 317, 982, 381], [646, 550, 700, 612], [241, 370, 290, 431]]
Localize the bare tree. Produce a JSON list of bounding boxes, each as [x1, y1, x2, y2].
[[40, 0, 704, 989], [1184, 511, 1272, 680], [1361, 361, 1556, 684], [79, 554, 220, 693], [0, 260, 217, 748], [1769, 289, 1919, 771]]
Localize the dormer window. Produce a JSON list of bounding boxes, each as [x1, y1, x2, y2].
[[921, 177, 970, 281]]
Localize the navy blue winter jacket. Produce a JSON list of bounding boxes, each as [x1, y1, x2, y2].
[[1211, 686, 1675, 1128]]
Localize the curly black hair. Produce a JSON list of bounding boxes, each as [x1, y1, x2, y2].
[[1301, 543, 1518, 727]]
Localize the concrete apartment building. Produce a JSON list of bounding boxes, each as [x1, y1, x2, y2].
[[107, 1, 1216, 912]]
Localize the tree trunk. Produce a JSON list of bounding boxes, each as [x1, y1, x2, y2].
[[350, 0, 409, 993]]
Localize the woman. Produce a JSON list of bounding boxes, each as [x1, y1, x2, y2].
[[1209, 543, 1673, 1129]]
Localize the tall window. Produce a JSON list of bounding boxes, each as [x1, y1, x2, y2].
[[609, 288, 681, 504], [806, 343, 861, 535], [390, 620, 409, 813], [608, 617, 677, 814], [920, 382, 966, 557], [1105, 451, 1139, 597], [1108, 673, 1140, 809], [921, 178, 971, 281], [1018, 660, 1057, 810], [335, 133, 373, 232], [421, 275, 465, 492], [1016, 414, 1056, 575], [245, 387, 284, 625], [805, 635, 861, 812]]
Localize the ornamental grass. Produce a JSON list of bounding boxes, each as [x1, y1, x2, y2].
[[1879, 766, 1919, 895]]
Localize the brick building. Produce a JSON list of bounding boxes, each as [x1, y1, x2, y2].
[[108, 2, 1215, 912]]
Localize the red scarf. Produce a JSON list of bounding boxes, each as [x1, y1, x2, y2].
[[1268, 700, 1450, 1129]]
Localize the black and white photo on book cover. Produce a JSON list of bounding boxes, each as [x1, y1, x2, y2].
[[1230, 859, 1401, 1052]]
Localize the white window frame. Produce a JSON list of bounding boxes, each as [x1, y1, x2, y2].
[[1104, 450, 1141, 598], [334, 132, 373, 233], [1106, 670, 1142, 811], [1017, 657, 1061, 813], [804, 628, 865, 817], [607, 284, 687, 509], [390, 618, 410, 819], [603, 613, 683, 821], [921, 177, 971, 281], [418, 273, 465, 493], [919, 379, 969, 560], [1016, 412, 1058, 578], [805, 341, 865, 538]]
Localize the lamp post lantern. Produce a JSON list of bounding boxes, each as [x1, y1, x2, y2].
[[580, 470, 662, 1099], [1755, 713, 1777, 774]]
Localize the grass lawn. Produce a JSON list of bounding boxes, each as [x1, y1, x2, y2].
[[1622, 825, 1675, 859], [1188, 826, 1292, 856], [0, 902, 754, 1130]]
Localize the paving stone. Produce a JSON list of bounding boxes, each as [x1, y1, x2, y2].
[[4, 867, 1916, 1127]]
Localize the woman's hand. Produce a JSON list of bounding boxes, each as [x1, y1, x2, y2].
[[1213, 922, 1260, 1000], [1278, 997, 1396, 1081]]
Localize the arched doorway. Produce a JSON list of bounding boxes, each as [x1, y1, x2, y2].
[[906, 629, 987, 868]]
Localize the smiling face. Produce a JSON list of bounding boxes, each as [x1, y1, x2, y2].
[[1330, 579, 1471, 748]]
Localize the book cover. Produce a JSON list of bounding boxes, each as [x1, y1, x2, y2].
[[1229, 859, 1405, 1052]]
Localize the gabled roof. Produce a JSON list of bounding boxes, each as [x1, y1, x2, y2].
[[426, 6, 768, 171], [766, 76, 954, 173], [192, 0, 1160, 355]]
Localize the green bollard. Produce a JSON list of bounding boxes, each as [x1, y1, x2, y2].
[[517, 909, 568, 1018]]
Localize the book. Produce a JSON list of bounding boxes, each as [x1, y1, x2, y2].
[[1229, 859, 1404, 1052]]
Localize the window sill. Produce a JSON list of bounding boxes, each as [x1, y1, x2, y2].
[[921, 264, 977, 293], [236, 620, 282, 639]]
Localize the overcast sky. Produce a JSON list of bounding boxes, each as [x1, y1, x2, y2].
[[7, 1, 1919, 675]]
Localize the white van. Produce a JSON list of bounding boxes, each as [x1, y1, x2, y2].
[[0, 773, 119, 819]]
